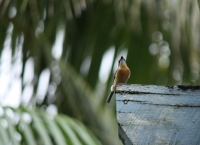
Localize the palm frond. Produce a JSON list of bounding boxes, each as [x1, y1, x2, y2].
[[0, 106, 100, 145]]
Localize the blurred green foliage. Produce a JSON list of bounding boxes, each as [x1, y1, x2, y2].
[[0, 106, 100, 145], [0, 0, 199, 144]]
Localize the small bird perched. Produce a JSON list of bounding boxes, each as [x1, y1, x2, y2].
[[106, 56, 131, 103]]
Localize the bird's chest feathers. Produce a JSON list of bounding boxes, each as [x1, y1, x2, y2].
[[116, 68, 130, 83]]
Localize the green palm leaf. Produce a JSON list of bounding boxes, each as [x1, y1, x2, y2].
[[0, 106, 100, 145]]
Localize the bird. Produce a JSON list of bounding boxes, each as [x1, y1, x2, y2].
[[106, 56, 131, 103]]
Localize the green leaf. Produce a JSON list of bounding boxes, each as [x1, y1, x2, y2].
[[42, 113, 67, 145], [16, 110, 37, 145], [4, 109, 20, 145], [28, 110, 53, 145], [0, 106, 100, 145], [67, 118, 101, 145], [0, 118, 10, 145], [56, 115, 82, 145]]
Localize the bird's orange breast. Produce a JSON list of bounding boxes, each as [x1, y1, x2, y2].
[[115, 67, 130, 84]]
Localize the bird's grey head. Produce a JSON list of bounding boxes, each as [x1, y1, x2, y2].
[[118, 56, 126, 66]]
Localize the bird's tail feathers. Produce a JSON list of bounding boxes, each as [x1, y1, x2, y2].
[[106, 91, 114, 103]]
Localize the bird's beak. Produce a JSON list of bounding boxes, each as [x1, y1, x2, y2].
[[120, 56, 126, 61]]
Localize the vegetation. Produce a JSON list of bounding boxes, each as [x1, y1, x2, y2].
[[0, 0, 199, 144]]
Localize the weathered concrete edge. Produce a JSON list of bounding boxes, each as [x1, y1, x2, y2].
[[115, 84, 200, 95], [118, 123, 133, 145], [115, 84, 200, 107], [116, 84, 200, 91]]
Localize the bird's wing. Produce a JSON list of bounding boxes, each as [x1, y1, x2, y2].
[[113, 69, 118, 83]]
